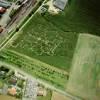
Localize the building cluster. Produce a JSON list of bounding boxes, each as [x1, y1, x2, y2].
[[0, 66, 48, 100], [0, 66, 25, 99], [0, 0, 11, 16], [0, 0, 11, 33], [40, 0, 68, 15], [0, 0, 30, 33]]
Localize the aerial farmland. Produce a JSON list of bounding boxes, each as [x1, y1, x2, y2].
[[0, 0, 100, 100]]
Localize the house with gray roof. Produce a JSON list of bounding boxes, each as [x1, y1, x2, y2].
[[53, 0, 68, 10], [0, 1, 11, 8]]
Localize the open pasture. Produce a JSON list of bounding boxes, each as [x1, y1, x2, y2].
[[67, 34, 100, 100], [5, 13, 78, 71]]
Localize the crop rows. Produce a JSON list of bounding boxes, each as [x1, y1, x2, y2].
[[0, 49, 68, 90]]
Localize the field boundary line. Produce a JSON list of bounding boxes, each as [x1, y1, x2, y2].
[[7, 49, 69, 75]]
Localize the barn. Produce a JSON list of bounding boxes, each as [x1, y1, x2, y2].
[[53, 0, 68, 10]]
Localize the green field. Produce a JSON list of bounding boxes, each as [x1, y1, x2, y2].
[[67, 34, 100, 100], [0, 0, 100, 93], [45, 0, 100, 35]]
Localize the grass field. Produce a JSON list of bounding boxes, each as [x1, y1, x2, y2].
[[0, 0, 100, 93], [51, 91, 70, 100], [1, 0, 100, 71], [4, 12, 78, 71], [44, 0, 100, 35], [2, 0, 100, 71], [67, 34, 100, 100]]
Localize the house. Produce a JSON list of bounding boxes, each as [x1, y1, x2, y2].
[[0, 0, 11, 5], [0, 7, 6, 14], [8, 87, 17, 96], [53, 0, 68, 10]]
